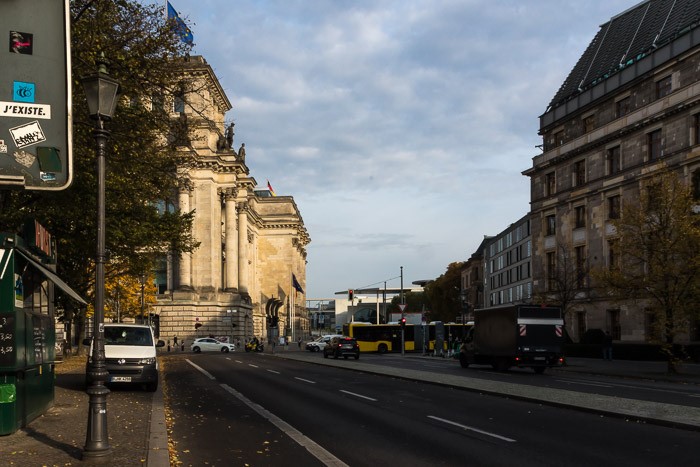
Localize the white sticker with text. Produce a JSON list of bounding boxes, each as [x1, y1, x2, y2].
[[9, 120, 46, 149]]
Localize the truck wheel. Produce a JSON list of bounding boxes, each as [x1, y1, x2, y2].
[[459, 353, 470, 368], [534, 367, 546, 374]]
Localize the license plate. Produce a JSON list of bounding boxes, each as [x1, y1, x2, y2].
[[111, 376, 131, 382]]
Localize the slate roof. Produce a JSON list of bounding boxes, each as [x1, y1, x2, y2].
[[548, 0, 700, 110]]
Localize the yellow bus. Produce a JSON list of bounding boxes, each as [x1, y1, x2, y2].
[[343, 322, 472, 353]]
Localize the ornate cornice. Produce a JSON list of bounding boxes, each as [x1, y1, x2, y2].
[[218, 186, 238, 200]]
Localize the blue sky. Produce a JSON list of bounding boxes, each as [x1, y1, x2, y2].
[[171, 0, 636, 300]]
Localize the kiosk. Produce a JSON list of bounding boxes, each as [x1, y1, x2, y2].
[[0, 226, 86, 435]]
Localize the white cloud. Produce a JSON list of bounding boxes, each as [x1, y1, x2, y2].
[[181, 0, 636, 298]]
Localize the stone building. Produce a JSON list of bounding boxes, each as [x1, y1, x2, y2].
[[153, 56, 310, 346], [524, 1, 700, 342]]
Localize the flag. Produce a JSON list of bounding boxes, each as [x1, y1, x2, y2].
[[167, 1, 194, 45], [292, 274, 304, 294], [267, 180, 277, 196]]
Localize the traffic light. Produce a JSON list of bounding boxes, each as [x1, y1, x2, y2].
[[348, 289, 354, 301], [400, 317, 406, 328]]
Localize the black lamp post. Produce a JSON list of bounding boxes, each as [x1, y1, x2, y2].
[[81, 57, 119, 463]]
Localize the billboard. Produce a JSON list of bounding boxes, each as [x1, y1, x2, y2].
[[0, 0, 72, 190]]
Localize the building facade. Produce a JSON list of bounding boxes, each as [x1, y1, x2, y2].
[[153, 56, 310, 345], [524, 1, 700, 342], [481, 215, 533, 310]]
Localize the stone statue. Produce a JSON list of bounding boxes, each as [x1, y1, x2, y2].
[[225, 122, 234, 149], [238, 143, 245, 161]]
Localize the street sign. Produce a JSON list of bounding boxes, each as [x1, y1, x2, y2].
[[398, 304, 407, 312], [0, 0, 72, 190]]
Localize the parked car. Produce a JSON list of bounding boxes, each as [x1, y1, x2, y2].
[[323, 336, 360, 360], [83, 323, 165, 392], [191, 337, 236, 353], [305, 334, 342, 352]]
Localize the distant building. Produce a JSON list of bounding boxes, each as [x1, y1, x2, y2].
[[481, 215, 532, 309], [523, 1, 700, 342], [153, 56, 310, 344]]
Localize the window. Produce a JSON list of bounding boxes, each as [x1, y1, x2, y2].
[[583, 115, 595, 133], [545, 172, 556, 196], [608, 195, 620, 219], [575, 245, 586, 289], [173, 92, 185, 113], [574, 205, 586, 229], [656, 75, 672, 99], [607, 309, 621, 340], [545, 215, 556, 236], [616, 96, 630, 118], [573, 160, 586, 186], [553, 130, 564, 147], [546, 252, 556, 291], [648, 129, 662, 161], [693, 170, 700, 201], [607, 146, 621, 175], [608, 240, 619, 270]]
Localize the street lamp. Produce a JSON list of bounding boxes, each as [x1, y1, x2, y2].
[[81, 56, 119, 463]]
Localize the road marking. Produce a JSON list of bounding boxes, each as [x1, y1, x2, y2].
[[295, 377, 316, 384], [556, 379, 613, 388], [221, 384, 348, 467], [186, 359, 216, 380], [268, 369, 281, 374], [339, 390, 377, 401], [427, 415, 516, 443], [248, 364, 259, 368]]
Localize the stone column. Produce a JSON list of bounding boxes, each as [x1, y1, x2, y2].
[[223, 188, 239, 290], [178, 178, 193, 290], [237, 201, 249, 294]]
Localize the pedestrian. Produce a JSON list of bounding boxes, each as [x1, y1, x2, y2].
[[181, 340, 185, 352], [603, 331, 613, 361], [297, 337, 302, 349]]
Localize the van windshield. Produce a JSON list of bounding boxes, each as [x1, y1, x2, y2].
[[104, 327, 153, 346]]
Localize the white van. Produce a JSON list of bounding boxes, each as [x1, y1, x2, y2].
[[84, 323, 165, 391]]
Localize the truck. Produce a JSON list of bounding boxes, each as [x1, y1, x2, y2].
[[459, 305, 564, 374]]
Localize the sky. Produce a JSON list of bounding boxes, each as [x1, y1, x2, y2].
[[171, 0, 637, 300]]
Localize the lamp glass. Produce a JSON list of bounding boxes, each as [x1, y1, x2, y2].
[[82, 73, 119, 119]]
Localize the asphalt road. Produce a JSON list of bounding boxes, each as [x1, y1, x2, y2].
[[165, 353, 698, 466], [351, 353, 700, 407]]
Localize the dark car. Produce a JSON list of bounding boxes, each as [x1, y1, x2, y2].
[[323, 336, 360, 360]]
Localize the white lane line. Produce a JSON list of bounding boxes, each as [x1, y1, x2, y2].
[[234, 360, 243, 364], [556, 379, 613, 388], [339, 390, 377, 402], [295, 377, 316, 384], [186, 359, 216, 380], [428, 415, 517, 443], [248, 364, 259, 368], [221, 384, 348, 467], [268, 369, 281, 374], [689, 394, 700, 398]]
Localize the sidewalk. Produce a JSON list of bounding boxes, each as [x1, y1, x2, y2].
[[0, 351, 698, 466]]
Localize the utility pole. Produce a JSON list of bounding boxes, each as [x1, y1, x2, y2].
[[400, 266, 404, 356]]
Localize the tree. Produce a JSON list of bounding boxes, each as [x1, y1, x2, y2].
[[536, 242, 590, 339], [102, 267, 158, 323], [389, 291, 430, 319], [0, 1, 200, 346], [595, 169, 700, 373], [424, 262, 464, 322]]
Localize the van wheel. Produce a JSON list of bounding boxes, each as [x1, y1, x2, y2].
[[192, 346, 201, 353]]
